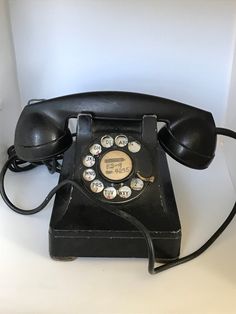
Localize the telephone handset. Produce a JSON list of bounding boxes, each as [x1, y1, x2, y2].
[[14, 91, 216, 168], [0, 91, 235, 275]]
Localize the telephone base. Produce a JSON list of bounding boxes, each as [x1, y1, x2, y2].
[[49, 143, 181, 262], [49, 238, 180, 263], [51, 256, 77, 261]]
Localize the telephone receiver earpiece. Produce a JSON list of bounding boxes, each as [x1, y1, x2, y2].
[[158, 116, 216, 169], [15, 111, 72, 161], [14, 92, 217, 168]]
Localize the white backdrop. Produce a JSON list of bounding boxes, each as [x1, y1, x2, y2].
[[224, 39, 236, 189], [9, 0, 236, 125], [0, 0, 21, 165]]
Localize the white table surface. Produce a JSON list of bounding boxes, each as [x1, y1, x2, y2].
[[0, 143, 236, 314]]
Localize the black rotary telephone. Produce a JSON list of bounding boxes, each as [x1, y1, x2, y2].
[[0, 91, 235, 275]]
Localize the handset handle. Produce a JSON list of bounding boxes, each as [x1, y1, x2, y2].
[[17, 91, 211, 120]]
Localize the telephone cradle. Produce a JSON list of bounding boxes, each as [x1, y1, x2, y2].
[[2, 91, 234, 275]]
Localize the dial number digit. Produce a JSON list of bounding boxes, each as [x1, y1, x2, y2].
[[83, 155, 95, 167], [83, 169, 96, 181], [130, 178, 144, 191], [103, 187, 117, 200], [90, 180, 104, 193], [89, 144, 102, 156], [101, 135, 114, 148]]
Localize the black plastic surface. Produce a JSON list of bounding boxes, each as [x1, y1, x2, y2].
[[49, 117, 181, 261], [14, 91, 216, 169]]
